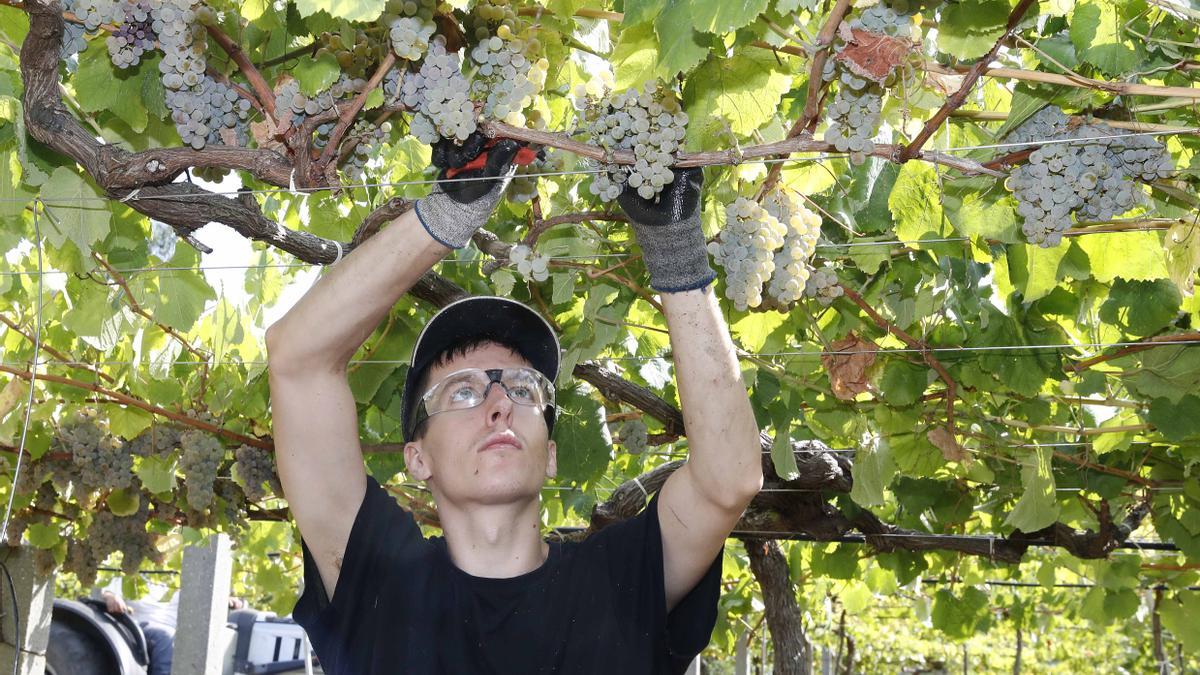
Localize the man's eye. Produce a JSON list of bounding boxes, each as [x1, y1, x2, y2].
[[509, 386, 535, 402], [449, 386, 480, 403]]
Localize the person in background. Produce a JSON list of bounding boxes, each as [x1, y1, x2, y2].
[[101, 588, 245, 675]]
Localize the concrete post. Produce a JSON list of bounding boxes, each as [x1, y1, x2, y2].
[[171, 533, 232, 675], [735, 631, 750, 675], [0, 546, 55, 675], [685, 655, 701, 675]]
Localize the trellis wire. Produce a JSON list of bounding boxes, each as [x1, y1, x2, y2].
[[0, 200, 42, 547], [0, 126, 1193, 207]]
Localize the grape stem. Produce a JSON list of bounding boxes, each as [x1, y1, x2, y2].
[[897, 0, 1037, 162], [204, 24, 276, 118], [0, 313, 115, 383], [316, 51, 397, 168], [839, 284, 960, 434]]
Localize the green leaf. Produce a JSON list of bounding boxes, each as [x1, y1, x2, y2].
[[552, 386, 612, 484], [1004, 446, 1060, 533], [39, 168, 111, 252], [106, 488, 141, 517], [931, 586, 989, 639], [293, 53, 342, 97], [348, 329, 412, 403], [292, 0, 385, 22], [880, 361, 927, 407], [690, 0, 770, 34], [1070, 1, 1138, 76], [1008, 243, 1068, 303], [1098, 279, 1181, 337], [654, 0, 710, 77], [771, 409, 800, 480], [1159, 593, 1200, 651], [26, 522, 60, 549], [1147, 395, 1200, 442], [850, 441, 896, 507], [937, 0, 1010, 61], [136, 454, 178, 495], [622, 0, 666, 26], [143, 256, 216, 332], [1076, 231, 1168, 283], [889, 163, 947, 244], [611, 23, 660, 91], [683, 50, 793, 138], [1122, 345, 1200, 404], [944, 178, 1020, 243], [73, 47, 150, 132], [1165, 221, 1200, 297]]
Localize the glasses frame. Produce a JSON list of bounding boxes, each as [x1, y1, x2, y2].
[[410, 367, 556, 435]]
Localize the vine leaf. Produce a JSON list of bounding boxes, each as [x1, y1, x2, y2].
[[1146, 395, 1200, 442], [1122, 344, 1200, 404], [683, 50, 795, 141], [690, 0, 770, 36], [821, 333, 876, 401], [1004, 446, 1060, 533], [654, 0, 711, 77], [1076, 231, 1169, 283], [937, 0, 1011, 60], [553, 386, 613, 485], [836, 28, 912, 83], [75, 47, 151, 133], [1069, 1, 1139, 76], [1159, 593, 1200, 651], [292, 0, 386, 23], [136, 455, 179, 495], [1166, 220, 1200, 297], [611, 23, 659, 90], [39, 168, 111, 252], [849, 439, 896, 507], [294, 53, 342, 97]]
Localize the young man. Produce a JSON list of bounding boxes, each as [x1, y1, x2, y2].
[[265, 135, 763, 674]]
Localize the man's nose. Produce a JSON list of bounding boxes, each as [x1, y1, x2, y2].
[[483, 384, 513, 424]]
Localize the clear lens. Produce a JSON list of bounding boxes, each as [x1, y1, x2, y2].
[[422, 367, 553, 417]]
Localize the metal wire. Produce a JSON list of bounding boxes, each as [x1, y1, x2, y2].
[[1, 201, 43, 545]]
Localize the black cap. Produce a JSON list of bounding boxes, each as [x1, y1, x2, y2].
[[401, 296, 561, 441]]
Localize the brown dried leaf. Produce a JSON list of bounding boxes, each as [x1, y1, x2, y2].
[[928, 426, 969, 463], [821, 333, 877, 400], [250, 119, 286, 153], [836, 28, 914, 83], [925, 70, 965, 96]]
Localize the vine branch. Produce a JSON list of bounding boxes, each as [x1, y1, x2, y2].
[[898, 0, 1037, 161]]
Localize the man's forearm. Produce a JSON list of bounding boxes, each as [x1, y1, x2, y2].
[[661, 288, 763, 506], [265, 209, 448, 370]]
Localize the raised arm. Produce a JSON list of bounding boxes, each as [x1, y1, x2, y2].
[[618, 169, 764, 610], [265, 137, 526, 596]]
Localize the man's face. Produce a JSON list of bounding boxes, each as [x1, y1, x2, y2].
[[403, 342, 557, 507]]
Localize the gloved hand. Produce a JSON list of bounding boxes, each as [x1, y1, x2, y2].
[[415, 132, 540, 248], [617, 167, 715, 293]]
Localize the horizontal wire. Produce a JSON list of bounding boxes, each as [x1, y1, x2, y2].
[[0, 127, 1191, 206], [6, 337, 1195, 370]]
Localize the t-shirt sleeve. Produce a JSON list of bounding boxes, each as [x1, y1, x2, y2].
[[292, 475, 427, 672], [592, 492, 724, 672]]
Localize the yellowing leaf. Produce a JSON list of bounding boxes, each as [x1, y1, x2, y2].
[[1077, 231, 1168, 283]]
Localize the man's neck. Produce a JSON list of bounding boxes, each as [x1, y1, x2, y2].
[[436, 498, 548, 578]]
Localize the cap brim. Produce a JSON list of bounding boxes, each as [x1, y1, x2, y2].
[[401, 296, 560, 439]]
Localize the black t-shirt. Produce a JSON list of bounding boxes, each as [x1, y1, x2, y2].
[[293, 476, 723, 675]]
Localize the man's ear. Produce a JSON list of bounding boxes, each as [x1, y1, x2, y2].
[[544, 440, 557, 479], [404, 440, 433, 481]]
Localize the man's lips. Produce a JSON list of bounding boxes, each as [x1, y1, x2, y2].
[[479, 432, 523, 452]]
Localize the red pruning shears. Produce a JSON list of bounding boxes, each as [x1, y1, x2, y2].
[[445, 139, 542, 179]]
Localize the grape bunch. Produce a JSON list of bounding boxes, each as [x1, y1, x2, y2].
[[165, 75, 252, 149], [156, 0, 209, 90], [804, 265, 844, 306], [339, 120, 392, 180], [822, 4, 912, 165], [88, 506, 163, 575], [710, 198, 789, 311], [509, 244, 550, 281], [61, 20, 89, 59], [179, 429, 222, 510], [583, 81, 688, 202], [1003, 106, 1174, 247], [274, 78, 337, 132], [400, 38, 476, 143], [63, 538, 104, 587], [128, 424, 182, 457], [235, 445, 282, 501], [389, 11, 437, 61], [107, 1, 159, 68], [55, 409, 134, 492], [465, 0, 521, 42], [468, 27, 549, 126], [763, 191, 823, 305], [612, 418, 648, 454], [315, 29, 387, 79]]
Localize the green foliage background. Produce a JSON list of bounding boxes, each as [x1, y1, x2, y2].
[[0, 0, 1199, 669]]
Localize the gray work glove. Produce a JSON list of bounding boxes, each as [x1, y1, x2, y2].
[[415, 133, 527, 248], [617, 167, 716, 293]]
